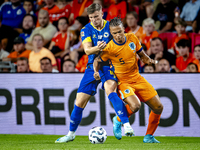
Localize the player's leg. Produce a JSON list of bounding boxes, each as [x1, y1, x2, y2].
[[134, 76, 163, 143], [143, 94, 163, 143], [104, 80, 134, 139], [55, 93, 91, 143]]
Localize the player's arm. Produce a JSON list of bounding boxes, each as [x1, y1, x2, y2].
[[138, 50, 158, 65], [93, 56, 103, 80], [83, 41, 106, 55]]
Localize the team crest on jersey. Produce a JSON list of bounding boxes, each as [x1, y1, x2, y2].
[[124, 89, 130, 94], [129, 42, 136, 52], [81, 31, 84, 37], [93, 34, 96, 38], [104, 32, 109, 38]]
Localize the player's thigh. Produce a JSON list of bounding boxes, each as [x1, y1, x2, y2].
[[145, 94, 163, 114], [104, 79, 118, 96], [124, 95, 141, 113], [75, 92, 92, 108], [135, 76, 157, 102]]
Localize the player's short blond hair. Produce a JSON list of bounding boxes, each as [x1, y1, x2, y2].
[[142, 18, 155, 27]]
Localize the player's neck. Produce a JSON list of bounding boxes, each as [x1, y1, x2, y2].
[[96, 20, 104, 30]]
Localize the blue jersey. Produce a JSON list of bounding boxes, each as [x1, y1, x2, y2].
[[19, 33, 32, 44], [0, 2, 26, 28], [80, 20, 112, 65]]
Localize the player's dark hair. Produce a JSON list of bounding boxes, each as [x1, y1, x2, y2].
[[176, 39, 190, 48], [40, 57, 52, 64], [87, 3, 102, 15], [58, 17, 69, 25], [109, 17, 123, 28], [126, 11, 138, 20], [17, 57, 29, 64]]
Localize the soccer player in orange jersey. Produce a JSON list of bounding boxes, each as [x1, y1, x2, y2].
[[93, 17, 163, 143]]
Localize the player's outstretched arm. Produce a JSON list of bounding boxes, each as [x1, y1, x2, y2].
[[83, 41, 106, 55], [138, 50, 158, 65], [93, 56, 102, 80]]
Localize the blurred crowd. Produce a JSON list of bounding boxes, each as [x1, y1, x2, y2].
[[0, 0, 200, 73]]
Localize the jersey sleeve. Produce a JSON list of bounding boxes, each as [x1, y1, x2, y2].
[[81, 27, 92, 44], [131, 33, 143, 53]]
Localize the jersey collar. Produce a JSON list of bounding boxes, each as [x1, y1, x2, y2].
[[113, 36, 127, 46], [90, 20, 107, 31]]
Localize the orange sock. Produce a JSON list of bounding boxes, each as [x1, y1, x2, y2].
[[145, 111, 161, 135], [117, 105, 134, 122]]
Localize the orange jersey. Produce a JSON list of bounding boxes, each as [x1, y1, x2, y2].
[[101, 33, 142, 83], [7, 50, 31, 59], [141, 31, 159, 50], [128, 26, 144, 41]]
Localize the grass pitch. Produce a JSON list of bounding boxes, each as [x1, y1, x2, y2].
[[0, 134, 199, 150]]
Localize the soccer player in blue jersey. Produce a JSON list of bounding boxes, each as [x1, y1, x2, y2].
[[55, 3, 133, 143]]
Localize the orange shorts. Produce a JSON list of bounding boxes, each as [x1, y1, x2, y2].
[[118, 75, 157, 102]]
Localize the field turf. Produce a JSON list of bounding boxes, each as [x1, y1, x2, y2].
[[0, 134, 199, 150]]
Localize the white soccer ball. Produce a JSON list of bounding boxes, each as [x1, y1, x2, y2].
[[88, 126, 107, 144]]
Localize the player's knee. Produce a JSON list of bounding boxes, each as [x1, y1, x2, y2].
[[153, 103, 163, 114], [130, 103, 141, 113]]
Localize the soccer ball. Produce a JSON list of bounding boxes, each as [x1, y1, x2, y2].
[[88, 126, 107, 144]]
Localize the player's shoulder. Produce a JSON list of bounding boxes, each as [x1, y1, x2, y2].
[[125, 32, 139, 41]]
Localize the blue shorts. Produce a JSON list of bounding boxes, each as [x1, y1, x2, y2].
[[77, 64, 117, 96]]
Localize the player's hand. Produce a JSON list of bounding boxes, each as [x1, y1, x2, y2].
[[93, 72, 101, 80], [97, 41, 106, 50]]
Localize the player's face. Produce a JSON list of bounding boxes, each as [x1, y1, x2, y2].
[[14, 43, 25, 53], [126, 14, 137, 28], [88, 11, 103, 28], [58, 19, 68, 32], [17, 60, 29, 73], [32, 35, 44, 50], [40, 59, 52, 72], [194, 46, 200, 60], [110, 24, 125, 44], [144, 66, 154, 73], [151, 39, 163, 54], [157, 59, 170, 73], [38, 14, 49, 27], [62, 61, 75, 72], [23, 16, 34, 30]]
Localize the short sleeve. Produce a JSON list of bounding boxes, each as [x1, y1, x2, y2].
[[81, 27, 92, 44], [130, 33, 143, 53]]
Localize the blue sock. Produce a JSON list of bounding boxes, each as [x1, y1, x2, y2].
[[69, 105, 84, 132], [108, 92, 129, 124]]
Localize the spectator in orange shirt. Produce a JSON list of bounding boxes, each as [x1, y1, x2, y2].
[[75, 54, 88, 72], [170, 17, 189, 55], [193, 44, 200, 72], [106, 0, 127, 21], [49, 17, 69, 56], [126, 11, 144, 41], [29, 34, 57, 72], [141, 18, 159, 50], [62, 59, 76, 72], [2, 37, 31, 63], [175, 39, 196, 72]]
